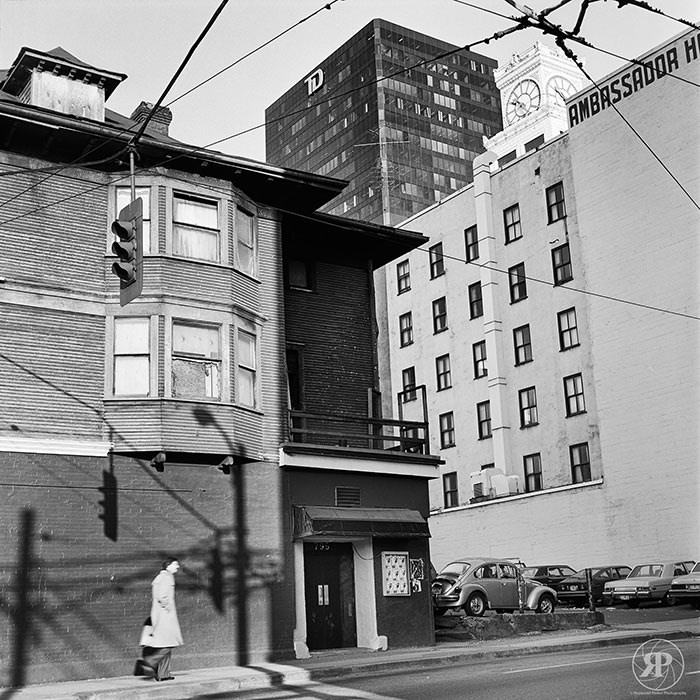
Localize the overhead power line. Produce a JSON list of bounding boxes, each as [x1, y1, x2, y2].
[[0, 0, 344, 202], [614, 0, 700, 31], [165, 0, 342, 108], [0, 16, 533, 226], [129, 0, 230, 148]]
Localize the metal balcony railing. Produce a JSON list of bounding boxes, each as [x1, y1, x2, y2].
[[287, 385, 430, 454]]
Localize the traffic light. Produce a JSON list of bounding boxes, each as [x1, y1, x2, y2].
[[98, 470, 118, 541], [111, 198, 143, 306]]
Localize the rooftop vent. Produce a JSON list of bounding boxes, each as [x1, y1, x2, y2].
[[335, 486, 361, 508]]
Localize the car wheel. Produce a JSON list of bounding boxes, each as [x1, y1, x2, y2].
[[536, 594, 555, 614], [626, 600, 640, 608], [465, 593, 487, 617]]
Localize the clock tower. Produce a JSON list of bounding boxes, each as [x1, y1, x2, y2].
[[485, 42, 584, 162]]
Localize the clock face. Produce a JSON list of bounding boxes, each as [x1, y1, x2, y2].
[[547, 75, 577, 106], [506, 79, 542, 124]]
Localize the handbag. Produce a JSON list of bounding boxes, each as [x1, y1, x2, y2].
[[138, 616, 154, 646]]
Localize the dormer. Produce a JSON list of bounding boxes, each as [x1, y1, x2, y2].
[[0, 46, 126, 122]]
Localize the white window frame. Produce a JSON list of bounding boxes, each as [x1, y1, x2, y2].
[[237, 326, 258, 408], [111, 316, 152, 397], [235, 205, 258, 277], [114, 185, 155, 254], [171, 191, 222, 263], [171, 320, 222, 400]]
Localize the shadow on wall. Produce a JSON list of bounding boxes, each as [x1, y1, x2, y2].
[[0, 407, 283, 689]]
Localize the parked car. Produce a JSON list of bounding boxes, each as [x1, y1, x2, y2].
[[431, 557, 557, 617], [602, 560, 695, 607], [520, 565, 577, 591], [668, 562, 700, 608], [557, 566, 631, 606]]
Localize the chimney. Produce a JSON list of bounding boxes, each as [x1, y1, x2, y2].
[[130, 101, 172, 136]]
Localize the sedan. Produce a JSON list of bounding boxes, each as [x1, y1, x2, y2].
[[432, 557, 557, 617], [521, 565, 577, 591], [669, 562, 700, 608], [557, 566, 631, 606], [602, 560, 695, 607]]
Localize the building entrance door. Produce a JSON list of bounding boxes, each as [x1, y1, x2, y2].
[[304, 542, 357, 651]]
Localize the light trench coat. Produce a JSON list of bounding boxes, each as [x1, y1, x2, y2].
[[148, 570, 183, 648]]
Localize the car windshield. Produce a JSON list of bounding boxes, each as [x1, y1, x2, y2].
[[691, 563, 700, 574], [630, 564, 664, 578], [521, 568, 539, 578], [439, 562, 469, 577]]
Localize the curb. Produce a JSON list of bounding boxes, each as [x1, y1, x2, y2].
[[303, 629, 700, 684]]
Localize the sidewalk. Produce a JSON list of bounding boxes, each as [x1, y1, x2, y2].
[[1, 617, 698, 700]]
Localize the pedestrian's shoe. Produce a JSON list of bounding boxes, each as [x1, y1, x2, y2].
[[156, 676, 174, 681]]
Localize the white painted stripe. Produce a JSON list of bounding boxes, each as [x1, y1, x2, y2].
[[0, 437, 112, 456], [686, 670, 700, 675], [503, 655, 631, 674]]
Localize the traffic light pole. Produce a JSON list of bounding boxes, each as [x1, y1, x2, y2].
[[129, 146, 136, 202]]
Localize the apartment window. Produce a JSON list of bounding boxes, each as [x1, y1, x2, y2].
[[563, 373, 586, 416], [504, 204, 522, 243], [399, 312, 413, 347], [464, 225, 479, 262], [432, 297, 448, 333], [429, 242, 445, 278], [557, 307, 580, 350], [402, 366, 417, 402], [468, 281, 483, 319], [286, 347, 303, 410], [443, 471, 458, 508], [172, 321, 221, 399], [116, 186, 152, 254], [397, 260, 411, 293], [236, 206, 256, 276], [518, 386, 538, 427], [523, 453, 543, 492], [439, 411, 455, 448], [237, 329, 257, 407], [508, 262, 527, 303], [286, 259, 314, 290], [173, 193, 219, 262], [113, 317, 149, 395], [476, 400, 491, 439], [552, 243, 573, 285], [513, 324, 532, 365], [472, 340, 487, 378], [570, 442, 592, 483], [436, 354, 452, 391], [546, 182, 566, 223]]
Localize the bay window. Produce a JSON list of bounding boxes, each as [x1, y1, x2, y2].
[[173, 193, 220, 262], [172, 321, 221, 399], [113, 317, 150, 396]]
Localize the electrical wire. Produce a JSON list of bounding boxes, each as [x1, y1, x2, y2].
[[0, 0, 344, 203], [0, 17, 531, 226], [271, 203, 700, 322], [164, 0, 342, 108], [614, 0, 700, 31]]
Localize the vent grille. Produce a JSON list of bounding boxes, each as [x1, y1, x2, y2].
[[335, 486, 361, 507]]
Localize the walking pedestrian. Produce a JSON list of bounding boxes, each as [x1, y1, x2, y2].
[[134, 557, 183, 681]]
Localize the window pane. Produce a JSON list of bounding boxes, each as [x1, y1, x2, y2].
[[236, 208, 254, 245], [238, 366, 255, 406], [173, 225, 219, 261], [174, 196, 218, 229], [173, 323, 219, 358], [239, 331, 256, 368], [114, 356, 149, 395], [117, 186, 150, 218], [114, 317, 149, 354], [172, 358, 220, 398]]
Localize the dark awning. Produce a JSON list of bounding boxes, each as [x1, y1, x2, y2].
[[293, 505, 430, 539]]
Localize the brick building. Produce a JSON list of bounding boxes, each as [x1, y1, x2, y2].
[[0, 46, 439, 685], [376, 32, 699, 570]]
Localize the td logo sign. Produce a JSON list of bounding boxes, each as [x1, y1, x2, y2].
[[632, 638, 685, 691]]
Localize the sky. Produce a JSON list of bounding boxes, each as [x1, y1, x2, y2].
[[0, 0, 691, 162]]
